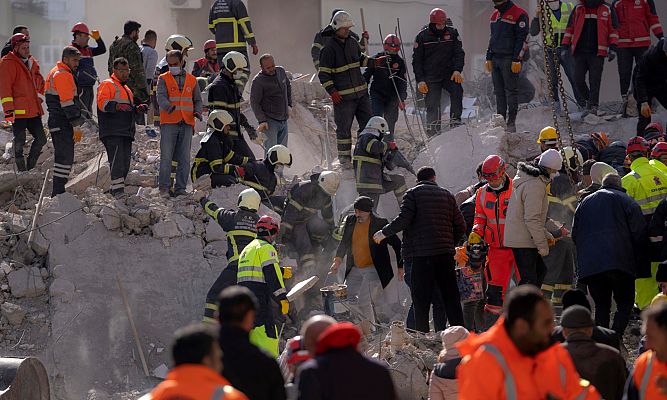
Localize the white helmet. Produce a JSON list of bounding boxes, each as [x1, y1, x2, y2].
[[164, 34, 193, 52], [238, 188, 261, 211], [222, 51, 248, 74], [331, 11, 354, 30], [207, 109, 234, 132], [365, 116, 389, 137], [267, 145, 293, 166], [562, 146, 583, 172], [318, 171, 340, 196]]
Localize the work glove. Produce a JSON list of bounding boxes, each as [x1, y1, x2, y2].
[[3, 110, 13, 119], [372, 230, 386, 244], [280, 299, 290, 315], [330, 91, 343, 105], [454, 246, 469, 266], [547, 237, 557, 247], [91, 30, 101, 40], [641, 102, 652, 118], [538, 247, 549, 257], [73, 127, 83, 143], [251, 44, 259, 56], [398, 101, 406, 111], [417, 81, 428, 94], [374, 55, 388, 67], [135, 104, 148, 113], [282, 266, 293, 279], [468, 231, 482, 245], [511, 61, 522, 74], [607, 49, 616, 62], [234, 166, 245, 178], [167, 105, 176, 113], [451, 71, 464, 84], [485, 60, 493, 73], [362, 31, 369, 40], [257, 122, 269, 132], [116, 103, 132, 112], [194, 112, 203, 121], [388, 141, 398, 151]]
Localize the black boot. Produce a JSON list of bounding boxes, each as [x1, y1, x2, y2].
[[15, 158, 27, 172], [26, 154, 38, 171]]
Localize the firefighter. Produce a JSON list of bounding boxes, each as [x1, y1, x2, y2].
[[311, 8, 366, 71], [70, 22, 106, 118], [413, 8, 465, 136], [107, 21, 148, 106], [209, 51, 257, 162], [193, 40, 220, 79], [318, 11, 386, 168], [531, 126, 561, 162], [562, 0, 619, 117], [635, 38, 667, 134], [45, 46, 85, 197], [486, 0, 530, 133], [237, 215, 289, 357], [353, 117, 407, 212], [575, 131, 610, 161], [0, 33, 47, 172], [237, 144, 293, 212], [468, 155, 518, 325], [613, 0, 663, 109], [644, 122, 665, 145], [191, 110, 250, 189], [199, 189, 261, 323], [281, 171, 340, 273], [208, 0, 257, 92], [650, 142, 667, 175]]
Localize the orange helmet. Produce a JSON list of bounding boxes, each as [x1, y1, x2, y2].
[[591, 132, 609, 150], [652, 142, 667, 159], [204, 39, 216, 51], [71, 22, 90, 35]]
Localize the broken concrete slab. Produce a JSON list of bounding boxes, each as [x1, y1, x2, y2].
[[3, 212, 29, 234], [30, 229, 50, 256], [125, 171, 156, 188], [205, 222, 226, 242], [50, 278, 75, 303], [151, 220, 180, 239], [131, 208, 151, 228], [39, 192, 93, 245], [8, 266, 46, 298], [120, 214, 142, 234], [1, 302, 26, 325], [0, 170, 42, 194], [171, 214, 195, 235], [101, 207, 121, 231], [65, 153, 110, 195]]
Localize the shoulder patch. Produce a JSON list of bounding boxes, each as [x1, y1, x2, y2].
[[519, 21, 526, 28]]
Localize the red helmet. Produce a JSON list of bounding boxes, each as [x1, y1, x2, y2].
[[590, 131, 609, 150], [627, 136, 650, 155], [71, 22, 90, 34], [645, 122, 665, 135], [257, 215, 280, 235], [652, 142, 667, 159], [383, 34, 401, 53], [481, 155, 506, 181], [10, 33, 29, 49], [430, 8, 447, 25], [286, 336, 311, 366], [204, 39, 216, 51]]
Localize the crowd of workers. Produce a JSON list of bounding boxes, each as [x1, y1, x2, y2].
[[4, 0, 667, 399]]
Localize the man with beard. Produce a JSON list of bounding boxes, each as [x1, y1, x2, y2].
[[193, 40, 220, 79], [107, 21, 149, 105]]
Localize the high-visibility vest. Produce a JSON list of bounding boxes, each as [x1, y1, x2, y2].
[[631, 351, 667, 400], [545, 2, 574, 47], [622, 157, 667, 216], [159, 72, 196, 126], [237, 239, 286, 297]]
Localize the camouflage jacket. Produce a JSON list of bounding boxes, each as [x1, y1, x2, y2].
[[108, 35, 148, 103]]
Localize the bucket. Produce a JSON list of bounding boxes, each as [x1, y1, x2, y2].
[[320, 283, 348, 316]]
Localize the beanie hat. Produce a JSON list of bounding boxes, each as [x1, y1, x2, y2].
[[315, 322, 361, 355], [562, 289, 591, 311], [353, 196, 374, 212], [538, 149, 563, 171], [440, 326, 469, 360], [590, 162, 618, 185], [561, 305, 594, 329]]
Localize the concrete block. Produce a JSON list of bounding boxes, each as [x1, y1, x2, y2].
[[8, 267, 45, 298], [1, 302, 26, 325], [151, 221, 180, 239], [66, 153, 110, 195]]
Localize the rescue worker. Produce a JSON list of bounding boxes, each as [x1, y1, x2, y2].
[[634, 37, 667, 134], [107, 21, 148, 105], [209, 51, 257, 161], [237, 215, 289, 357], [562, 0, 619, 117], [414, 8, 465, 136], [44, 46, 84, 197], [311, 9, 366, 71], [318, 11, 386, 167], [353, 117, 407, 211], [281, 171, 340, 273], [237, 145, 293, 212], [575, 131, 610, 161], [468, 155, 518, 324], [70, 22, 106, 118], [458, 285, 602, 399], [1, 26, 28, 58], [486, 0, 530, 133], [530, 1, 584, 112], [622, 136, 667, 309], [97, 57, 148, 198], [208, 0, 257, 91], [578, 161, 618, 201], [0, 33, 47, 172], [537, 126, 560, 153], [613, 0, 662, 109], [193, 40, 220, 79], [644, 121, 665, 145], [199, 189, 260, 323], [650, 142, 667, 175]]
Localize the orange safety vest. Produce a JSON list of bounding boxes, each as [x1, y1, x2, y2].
[[148, 364, 249, 400], [630, 350, 667, 400], [159, 72, 196, 126]]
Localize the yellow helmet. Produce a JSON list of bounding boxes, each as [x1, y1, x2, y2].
[[537, 126, 558, 144]]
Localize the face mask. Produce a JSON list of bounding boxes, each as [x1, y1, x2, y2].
[[233, 70, 244, 80], [274, 164, 285, 175], [169, 66, 181, 75], [548, 1, 560, 10]]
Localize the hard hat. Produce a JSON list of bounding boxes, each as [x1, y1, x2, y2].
[[627, 136, 650, 155], [204, 39, 216, 51], [651, 142, 667, 159], [207, 109, 234, 132], [562, 146, 584, 172], [164, 34, 193, 52], [481, 155, 506, 181], [222, 51, 248, 74], [537, 126, 558, 144], [10, 33, 29, 49], [318, 171, 340, 196], [590, 131, 609, 149], [538, 149, 563, 171], [383, 34, 401, 53], [257, 215, 280, 235], [365, 116, 389, 137], [71, 22, 90, 34], [430, 8, 447, 25], [645, 129, 666, 144], [645, 122, 665, 135], [331, 11, 354, 30], [238, 188, 261, 211], [267, 145, 293, 166]]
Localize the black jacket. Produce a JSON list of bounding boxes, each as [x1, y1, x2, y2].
[[219, 325, 286, 400], [318, 34, 375, 101], [412, 24, 465, 83], [209, 72, 255, 137], [201, 197, 258, 262], [552, 324, 621, 350], [282, 176, 335, 231], [634, 37, 667, 103], [335, 214, 402, 288], [363, 52, 407, 100], [649, 198, 667, 261], [311, 24, 362, 69], [599, 141, 628, 175], [297, 347, 397, 400], [191, 130, 250, 187], [575, 138, 600, 161], [382, 180, 466, 258], [577, 182, 601, 202]]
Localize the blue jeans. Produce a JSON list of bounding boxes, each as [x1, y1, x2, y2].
[[404, 257, 448, 331], [262, 118, 288, 155], [159, 122, 193, 192]]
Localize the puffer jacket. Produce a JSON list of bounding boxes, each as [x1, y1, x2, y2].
[[504, 162, 551, 254], [428, 359, 461, 400], [382, 180, 466, 258], [0, 52, 45, 119]]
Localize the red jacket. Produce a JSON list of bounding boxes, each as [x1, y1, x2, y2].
[[0, 51, 45, 119], [563, 2, 619, 57], [472, 179, 513, 248], [613, 0, 663, 48]]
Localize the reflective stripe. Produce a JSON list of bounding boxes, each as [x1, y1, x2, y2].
[[14, 110, 26, 115], [559, 364, 566, 388], [322, 81, 334, 89], [0, 97, 13, 104], [205, 303, 219, 312], [584, 13, 598, 19], [650, 24, 662, 31], [635, 194, 667, 206], [61, 100, 75, 107], [598, 46, 608, 51], [501, 18, 517, 25], [210, 100, 240, 109], [337, 138, 353, 144], [541, 284, 555, 291], [609, 34, 619, 39], [650, 236, 664, 243], [210, 386, 226, 400], [273, 287, 286, 296], [313, 42, 323, 50], [639, 352, 655, 400], [338, 83, 368, 96], [353, 155, 382, 165], [482, 344, 518, 400]]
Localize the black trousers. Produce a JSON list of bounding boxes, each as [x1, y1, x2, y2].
[[574, 52, 605, 109], [49, 121, 74, 197], [204, 261, 238, 320], [491, 57, 519, 124], [617, 46, 647, 97], [411, 254, 464, 332], [424, 79, 463, 136], [512, 247, 547, 288], [102, 136, 132, 196], [370, 93, 399, 135], [78, 86, 95, 119], [636, 86, 667, 135], [582, 270, 635, 336], [12, 116, 46, 170], [333, 95, 372, 163]]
